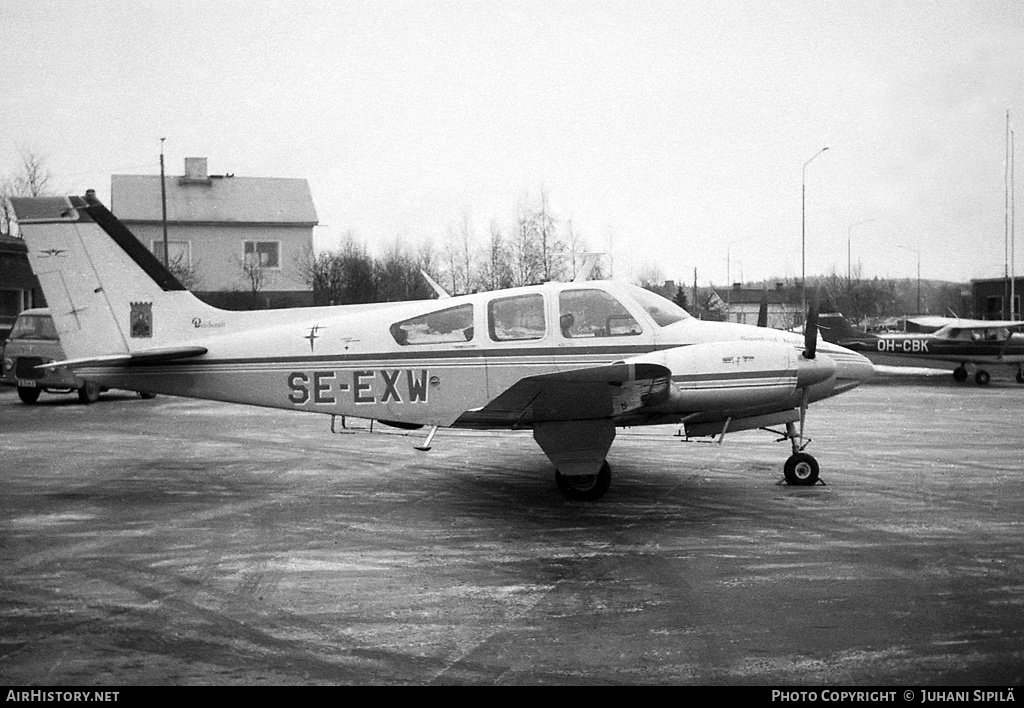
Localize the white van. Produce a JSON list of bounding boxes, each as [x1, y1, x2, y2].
[[1, 308, 153, 404]]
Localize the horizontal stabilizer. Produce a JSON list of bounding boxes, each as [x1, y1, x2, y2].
[[37, 346, 208, 370]]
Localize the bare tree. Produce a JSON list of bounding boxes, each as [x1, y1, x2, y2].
[[510, 200, 543, 286], [2, 147, 55, 236], [167, 252, 202, 290], [0, 180, 16, 236], [478, 219, 512, 291], [238, 252, 271, 299], [14, 147, 54, 197]]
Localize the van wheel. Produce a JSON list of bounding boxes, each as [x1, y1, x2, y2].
[[18, 386, 41, 404], [78, 382, 100, 404]]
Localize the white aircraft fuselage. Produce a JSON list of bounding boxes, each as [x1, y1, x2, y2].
[[11, 194, 873, 499]]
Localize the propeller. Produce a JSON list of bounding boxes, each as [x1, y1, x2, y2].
[[803, 298, 819, 360], [793, 290, 831, 449]]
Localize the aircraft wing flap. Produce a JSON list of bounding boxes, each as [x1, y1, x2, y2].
[[38, 345, 209, 370], [461, 361, 672, 427]]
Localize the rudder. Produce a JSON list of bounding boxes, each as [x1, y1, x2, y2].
[[12, 194, 217, 361]]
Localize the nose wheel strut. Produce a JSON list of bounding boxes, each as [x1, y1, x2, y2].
[[781, 420, 821, 486]]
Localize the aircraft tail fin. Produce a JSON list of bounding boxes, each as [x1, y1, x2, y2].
[[11, 194, 219, 362], [817, 312, 872, 345]]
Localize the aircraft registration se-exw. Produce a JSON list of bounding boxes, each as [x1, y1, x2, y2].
[[12, 195, 873, 500]]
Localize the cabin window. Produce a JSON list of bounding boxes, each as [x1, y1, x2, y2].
[[390, 304, 474, 345], [558, 289, 642, 338], [243, 241, 281, 269], [488, 294, 546, 341]]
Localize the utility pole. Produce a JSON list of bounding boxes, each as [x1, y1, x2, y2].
[[693, 267, 698, 318], [1012, 126, 1017, 318], [802, 147, 829, 318], [160, 138, 169, 266]]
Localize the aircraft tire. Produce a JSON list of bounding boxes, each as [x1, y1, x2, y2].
[[17, 386, 41, 405], [974, 370, 991, 386], [953, 367, 968, 383], [784, 452, 820, 486], [555, 461, 611, 501], [78, 382, 101, 404], [1016, 369, 1024, 384]]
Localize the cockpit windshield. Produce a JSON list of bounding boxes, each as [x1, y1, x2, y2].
[[623, 285, 691, 327]]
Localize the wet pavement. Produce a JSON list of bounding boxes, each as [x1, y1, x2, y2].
[[1, 372, 1023, 685]]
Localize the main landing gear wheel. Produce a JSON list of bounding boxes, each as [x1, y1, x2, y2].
[[953, 366, 968, 383], [555, 461, 612, 501], [784, 452, 820, 486], [974, 370, 991, 386], [1017, 369, 1024, 384]]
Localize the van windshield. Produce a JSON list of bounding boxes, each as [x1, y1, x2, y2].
[[10, 315, 58, 340]]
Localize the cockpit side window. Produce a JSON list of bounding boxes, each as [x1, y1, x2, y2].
[[390, 304, 474, 346], [488, 294, 546, 341], [624, 284, 691, 327], [558, 289, 642, 338]]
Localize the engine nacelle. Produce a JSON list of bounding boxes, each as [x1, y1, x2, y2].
[[632, 339, 836, 414]]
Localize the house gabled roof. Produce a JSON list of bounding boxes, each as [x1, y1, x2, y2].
[[714, 287, 801, 306], [110, 174, 318, 226]]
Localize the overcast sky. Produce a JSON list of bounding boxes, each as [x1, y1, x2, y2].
[[2, 0, 1023, 286]]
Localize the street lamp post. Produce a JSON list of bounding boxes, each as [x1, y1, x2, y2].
[[802, 147, 829, 316], [847, 218, 875, 284], [726, 237, 755, 321], [726, 237, 753, 288], [897, 244, 921, 314]]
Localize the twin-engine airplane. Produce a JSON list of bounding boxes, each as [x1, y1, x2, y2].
[[819, 312, 1024, 385], [12, 194, 872, 500]]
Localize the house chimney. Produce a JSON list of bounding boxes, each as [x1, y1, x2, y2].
[[184, 157, 208, 180]]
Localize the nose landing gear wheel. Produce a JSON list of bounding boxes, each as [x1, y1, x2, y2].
[[555, 461, 612, 501], [784, 452, 820, 486]]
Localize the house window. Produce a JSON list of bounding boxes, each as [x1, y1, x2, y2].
[[244, 241, 280, 269], [150, 240, 192, 268]]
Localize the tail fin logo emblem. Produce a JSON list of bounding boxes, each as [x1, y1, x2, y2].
[[130, 302, 153, 338]]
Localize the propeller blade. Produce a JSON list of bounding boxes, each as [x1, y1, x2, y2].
[[804, 301, 819, 360], [757, 291, 769, 328]]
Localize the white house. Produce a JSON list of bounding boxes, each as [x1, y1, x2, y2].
[[110, 158, 317, 309]]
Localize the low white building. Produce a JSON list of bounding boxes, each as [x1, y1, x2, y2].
[[110, 158, 317, 309]]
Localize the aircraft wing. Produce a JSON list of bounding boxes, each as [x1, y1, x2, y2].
[[931, 318, 1024, 330], [456, 361, 672, 427]]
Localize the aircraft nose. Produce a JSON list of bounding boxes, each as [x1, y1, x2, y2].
[[830, 345, 874, 393]]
